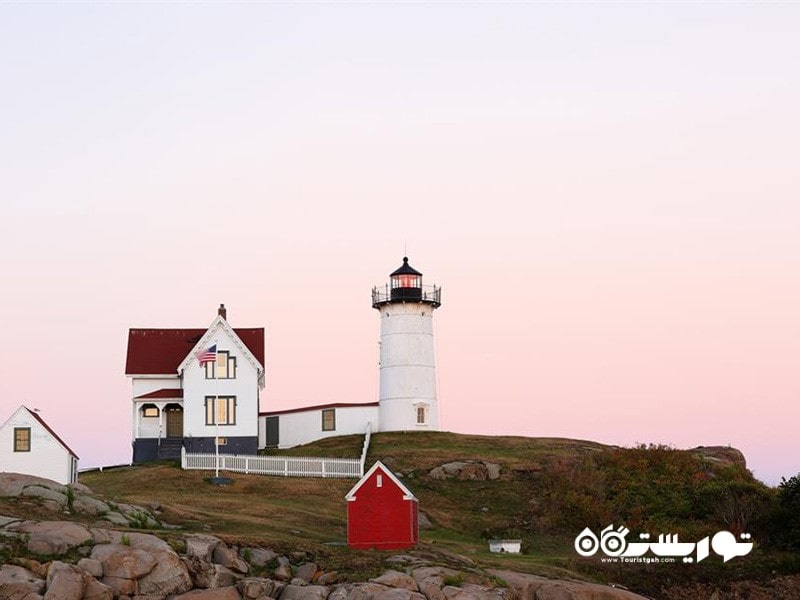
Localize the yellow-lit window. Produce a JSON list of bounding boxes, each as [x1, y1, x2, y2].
[[205, 396, 236, 425], [205, 351, 237, 379], [14, 428, 31, 452]]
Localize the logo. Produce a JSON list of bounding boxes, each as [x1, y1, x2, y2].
[[575, 525, 753, 564]]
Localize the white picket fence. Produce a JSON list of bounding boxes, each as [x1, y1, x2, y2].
[[181, 423, 372, 479]]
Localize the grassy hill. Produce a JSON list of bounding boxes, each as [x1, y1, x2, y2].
[[77, 432, 799, 597]]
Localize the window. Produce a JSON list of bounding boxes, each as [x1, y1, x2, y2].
[[322, 409, 336, 431], [205, 396, 236, 425], [215, 437, 227, 446], [376, 474, 383, 488], [14, 428, 31, 452], [141, 404, 159, 418], [205, 351, 237, 379], [416, 406, 427, 425]]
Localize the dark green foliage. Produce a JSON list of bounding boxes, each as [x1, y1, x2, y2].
[[766, 473, 800, 550]]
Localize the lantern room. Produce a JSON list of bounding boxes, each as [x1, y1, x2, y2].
[[390, 257, 423, 301], [372, 257, 441, 308]]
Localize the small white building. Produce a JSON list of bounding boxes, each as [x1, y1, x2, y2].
[[0, 406, 79, 485], [259, 402, 379, 449]]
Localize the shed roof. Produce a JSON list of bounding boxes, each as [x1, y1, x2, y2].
[[345, 460, 417, 502]]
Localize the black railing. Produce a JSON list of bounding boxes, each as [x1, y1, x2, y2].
[[372, 284, 441, 308]]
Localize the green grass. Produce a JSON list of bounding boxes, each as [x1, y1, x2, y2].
[[75, 431, 794, 596]]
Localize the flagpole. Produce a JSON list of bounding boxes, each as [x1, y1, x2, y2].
[[215, 341, 220, 479]]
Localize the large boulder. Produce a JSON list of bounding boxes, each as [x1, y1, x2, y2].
[[279, 584, 330, 600], [489, 570, 650, 600], [0, 473, 66, 497], [371, 571, 418, 592], [174, 588, 243, 599], [0, 564, 45, 600], [428, 462, 501, 481], [14, 521, 92, 555]]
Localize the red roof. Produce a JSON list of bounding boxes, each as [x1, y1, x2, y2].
[[260, 402, 379, 417], [134, 388, 184, 399], [25, 406, 79, 459], [125, 328, 265, 375]]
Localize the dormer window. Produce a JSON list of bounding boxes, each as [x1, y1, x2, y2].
[[205, 351, 237, 379]]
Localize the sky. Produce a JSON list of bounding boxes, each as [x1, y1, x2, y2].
[[1, 3, 798, 486]]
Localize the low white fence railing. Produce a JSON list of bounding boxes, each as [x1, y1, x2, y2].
[[181, 448, 362, 478], [181, 422, 373, 479]]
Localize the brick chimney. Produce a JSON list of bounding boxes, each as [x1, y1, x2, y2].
[[218, 303, 227, 320]]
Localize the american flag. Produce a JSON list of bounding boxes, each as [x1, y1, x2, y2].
[[197, 344, 217, 365]]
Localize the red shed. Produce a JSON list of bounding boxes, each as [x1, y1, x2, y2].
[[346, 461, 419, 550]]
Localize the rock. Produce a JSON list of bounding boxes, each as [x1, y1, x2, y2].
[[99, 512, 131, 526], [90, 529, 170, 552], [44, 561, 88, 600], [213, 544, 250, 574], [279, 584, 330, 600], [237, 577, 281, 599], [184, 557, 242, 589], [0, 514, 22, 527], [427, 461, 501, 481], [317, 572, 340, 586], [77, 558, 104, 578], [91, 543, 158, 579], [12, 559, 48, 579], [290, 552, 309, 562], [489, 570, 650, 600], [327, 583, 388, 600], [187, 535, 223, 562], [242, 547, 278, 567], [0, 564, 46, 599], [16, 521, 92, 555], [417, 513, 433, 530], [295, 563, 318, 584], [483, 463, 501, 480], [691, 446, 747, 470], [21, 485, 68, 507], [174, 587, 243, 599], [0, 473, 66, 497], [274, 564, 293, 582], [373, 589, 426, 600], [371, 571, 418, 592], [83, 577, 114, 600], [442, 584, 505, 600], [412, 567, 460, 600], [72, 495, 110, 516], [137, 548, 193, 597]]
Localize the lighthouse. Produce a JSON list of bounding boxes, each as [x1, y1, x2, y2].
[[372, 257, 442, 432]]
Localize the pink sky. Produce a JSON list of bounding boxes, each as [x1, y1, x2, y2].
[[1, 3, 798, 485]]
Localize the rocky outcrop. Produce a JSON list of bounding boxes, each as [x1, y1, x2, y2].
[[428, 462, 501, 481], [490, 570, 648, 600], [0, 472, 167, 529], [691, 446, 747, 470], [0, 513, 652, 600]]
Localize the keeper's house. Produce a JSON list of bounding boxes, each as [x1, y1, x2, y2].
[[125, 304, 265, 463]]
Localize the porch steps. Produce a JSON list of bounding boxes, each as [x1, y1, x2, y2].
[[157, 438, 183, 460]]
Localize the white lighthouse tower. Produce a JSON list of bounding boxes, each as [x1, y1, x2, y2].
[[372, 257, 442, 432]]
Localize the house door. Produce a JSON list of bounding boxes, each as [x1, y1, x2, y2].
[[165, 405, 183, 438], [265, 416, 279, 447]]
